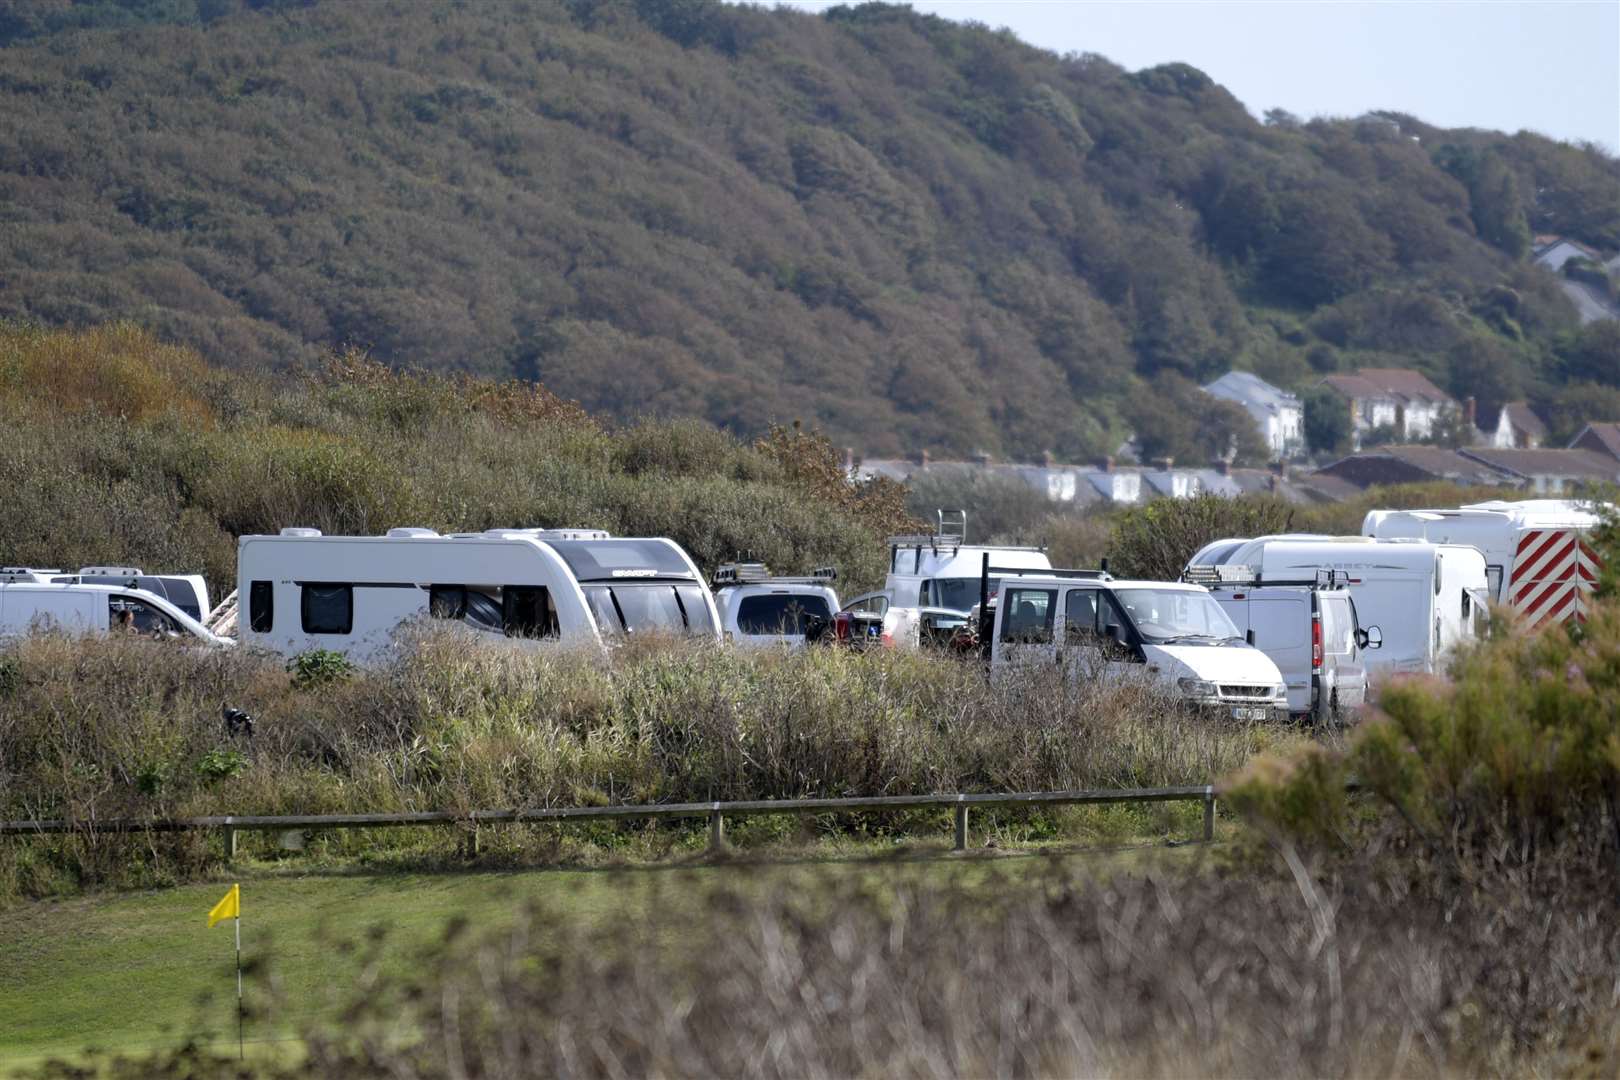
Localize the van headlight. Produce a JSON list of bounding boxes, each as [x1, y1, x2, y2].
[[1178, 678, 1217, 697], [1272, 684, 1288, 699]]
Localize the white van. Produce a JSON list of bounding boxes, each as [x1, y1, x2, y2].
[[990, 571, 1288, 721], [236, 527, 720, 662], [1186, 536, 1487, 676], [873, 511, 1051, 648], [0, 581, 231, 647], [1363, 499, 1603, 628], [711, 563, 840, 649], [1185, 566, 1380, 721]]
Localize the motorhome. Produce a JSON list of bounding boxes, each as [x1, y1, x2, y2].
[[711, 563, 840, 649], [1184, 565, 1379, 721], [1362, 500, 1604, 627], [989, 570, 1288, 721], [865, 511, 1051, 648], [0, 574, 231, 647], [1185, 536, 1487, 676], [236, 527, 721, 662]]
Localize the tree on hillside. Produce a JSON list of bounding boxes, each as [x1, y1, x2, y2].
[[1303, 386, 1352, 454], [1124, 373, 1269, 466]]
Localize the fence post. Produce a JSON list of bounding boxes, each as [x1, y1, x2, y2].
[[1203, 788, 1216, 842], [708, 806, 725, 851], [223, 817, 238, 860], [953, 802, 968, 851]]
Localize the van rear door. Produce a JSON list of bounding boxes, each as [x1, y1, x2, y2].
[[1249, 592, 1311, 714]]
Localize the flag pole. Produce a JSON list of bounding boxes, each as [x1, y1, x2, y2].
[[235, 909, 244, 1061]]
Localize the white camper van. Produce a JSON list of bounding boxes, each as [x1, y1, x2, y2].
[[1185, 536, 1487, 676], [236, 527, 721, 662], [868, 511, 1051, 648], [989, 570, 1288, 721], [1362, 500, 1604, 628], [0, 574, 231, 647]]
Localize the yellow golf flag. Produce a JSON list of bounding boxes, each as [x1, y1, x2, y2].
[[207, 883, 240, 928]]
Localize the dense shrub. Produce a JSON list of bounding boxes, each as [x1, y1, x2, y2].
[[1108, 493, 1297, 580]]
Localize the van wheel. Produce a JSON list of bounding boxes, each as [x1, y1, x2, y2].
[[1312, 691, 1340, 729]]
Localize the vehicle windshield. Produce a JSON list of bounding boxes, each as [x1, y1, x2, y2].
[[924, 577, 1002, 614], [1115, 588, 1240, 641], [735, 593, 832, 636], [583, 584, 715, 636]]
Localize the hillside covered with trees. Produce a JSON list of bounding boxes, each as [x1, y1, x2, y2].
[[1, 0, 1617, 461]]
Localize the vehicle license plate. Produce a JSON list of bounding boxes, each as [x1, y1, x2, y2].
[[1231, 706, 1269, 721]]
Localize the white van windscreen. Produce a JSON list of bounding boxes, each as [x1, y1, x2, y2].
[[546, 541, 694, 581], [1115, 589, 1241, 642], [924, 578, 1000, 614]]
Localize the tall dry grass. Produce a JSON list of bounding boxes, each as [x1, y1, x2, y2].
[[0, 631, 1282, 900]]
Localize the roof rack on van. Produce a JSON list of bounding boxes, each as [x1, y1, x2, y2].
[[78, 566, 143, 576], [1184, 565, 1349, 589], [0, 567, 62, 584], [986, 565, 1112, 580], [714, 563, 838, 586], [887, 509, 969, 555]]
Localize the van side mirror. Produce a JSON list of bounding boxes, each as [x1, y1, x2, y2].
[[1105, 622, 1123, 644], [1357, 625, 1383, 650], [1245, 628, 1256, 646]]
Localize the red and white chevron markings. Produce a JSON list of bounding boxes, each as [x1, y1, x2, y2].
[[1511, 529, 1600, 627]]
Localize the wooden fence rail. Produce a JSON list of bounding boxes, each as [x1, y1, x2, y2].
[[0, 784, 1219, 856]]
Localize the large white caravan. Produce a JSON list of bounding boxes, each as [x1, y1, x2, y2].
[[863, 511, 1051, 648], [1362, 500, 1604, 627], [236, 527, 721, 662], [1185, 536, 1487, 676]]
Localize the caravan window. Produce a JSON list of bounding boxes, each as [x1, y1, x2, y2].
[[503, 587, 559, 639], [1485, 565, 1504, 603], [582, 584, 713, 636], [249, 581, 273, 633], [301, 584, 353, 635]]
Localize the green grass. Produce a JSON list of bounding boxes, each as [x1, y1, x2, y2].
[[0, 832, 1210, 1070]]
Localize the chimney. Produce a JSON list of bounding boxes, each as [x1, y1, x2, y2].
[[1095, 455, 1115, 473], [1041, 449, 1056, 468], [919, 449, 931, 468], [1464, 396, 1477, 428], [842, 447, 855, 473], [1152, 456, 1174, 471]]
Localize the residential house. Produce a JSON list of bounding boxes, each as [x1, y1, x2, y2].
[[1201, 371, 1304, 458], [1314, 446, 1510, 490], [1458, 447, 1620, 495], [1569, 422, 1620, 461], [1532, 235, 1618, 325], [1320, 368, 1455, 445], [1532, 235, 1603, 272], [1486, 402, 1548, 449]]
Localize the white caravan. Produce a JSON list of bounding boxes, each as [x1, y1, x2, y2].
[[870, 511, 1051, 648], [0, 576, 232, 647], [1362, 500, 1604, 628], [1185, 536, 1487, 676], [711, 563, 840, 649], [236, 527, 720, 662], [990, 572, 1288, 721]]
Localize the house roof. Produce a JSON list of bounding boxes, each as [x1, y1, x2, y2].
[[1499, 402, 1548, 441], [1202, 371, 1300, 411], [1316, 446, 1510, 488], [1458, 447, 1620, 482], [1570, 422, 1620, 459], [1321, 368, 1453, 406]]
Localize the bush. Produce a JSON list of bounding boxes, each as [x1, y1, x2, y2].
[[1108, 494, 1295, 580]]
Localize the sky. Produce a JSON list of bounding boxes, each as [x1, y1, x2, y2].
[[783, 1, 1620, 151]]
